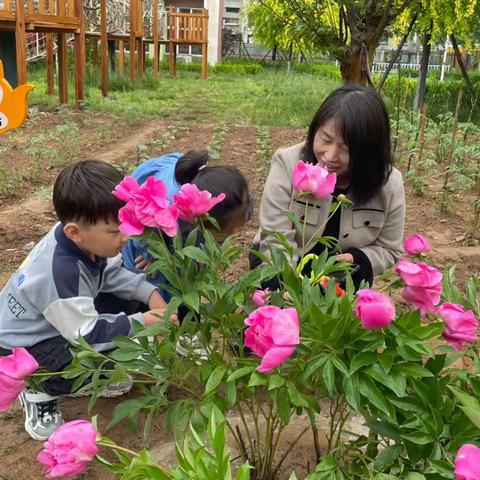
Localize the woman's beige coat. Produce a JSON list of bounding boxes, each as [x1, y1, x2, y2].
[[253, 142, 406, 276]]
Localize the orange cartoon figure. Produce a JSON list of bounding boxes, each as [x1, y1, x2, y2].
[[0, 60, 35, 135]]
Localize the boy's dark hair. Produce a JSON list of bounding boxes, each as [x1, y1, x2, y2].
[[175, 150, 250, 230], [302, 85, 392, 204], [53, 160, 124, 225]]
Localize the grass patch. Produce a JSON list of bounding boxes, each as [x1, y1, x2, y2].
[[28, 67, 341, 127]]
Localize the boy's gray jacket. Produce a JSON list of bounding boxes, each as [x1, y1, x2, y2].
[[0, 223, 157, 350], [253, 142, 406, 276]]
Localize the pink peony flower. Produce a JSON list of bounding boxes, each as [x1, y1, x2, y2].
[[37, 420, 99, 478], [244, 306, 300, 373], [114, 176, 179, 237], [251, 288, 271, 307], [402, 284, 442, 316], [173, 183, 226, 223], [292, 160, 336, 199], [395, 258, 442, 288], [437, 303, 478, 351], [395, 258, 443, 315], [404, 234, 431, 256], [455, 443, 480, 480], [0, 348, 39, 412], [355, 289, 395, 329], [112, 175, 140, 202]]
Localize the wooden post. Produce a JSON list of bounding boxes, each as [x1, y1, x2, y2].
[[58, 33, 68, 103], [46, 34, 54, 94], [74, 0, 85, 104], [153, 0, 158, 78], [201, 8, 208, 80], [15, 0, 27, 85], [168, 7, 175, 77], [136, 0, 143, 77], [129, 0, 136, 81], [101, 0, 108, 96], [119, 40, 125, 74]]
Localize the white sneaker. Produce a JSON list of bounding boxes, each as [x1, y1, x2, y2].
[[19, 388, 64, 441], [175, 333, 208, 362], [68, 379, 133, 398]]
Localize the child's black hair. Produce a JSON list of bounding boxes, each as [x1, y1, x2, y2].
[[53, 160, 124, 225], [302, 85, 392, 204], [175, 150, 250, 230]]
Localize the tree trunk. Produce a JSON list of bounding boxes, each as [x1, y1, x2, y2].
[[272, 45, 277, 62], [339, 37, 378, 85], [414, 25, 432, 113]]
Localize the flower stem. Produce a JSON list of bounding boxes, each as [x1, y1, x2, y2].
[[303, 200, 341, 255]]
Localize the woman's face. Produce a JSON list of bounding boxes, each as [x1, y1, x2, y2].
[[313, 119, 350, 184]]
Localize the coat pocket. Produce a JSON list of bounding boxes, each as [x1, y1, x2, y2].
[[352, 209, 384, 229], [289, 199, 321, 226]]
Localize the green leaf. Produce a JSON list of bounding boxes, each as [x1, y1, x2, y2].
[[358, 373, 393, 417], [268, 373, 285, 390], [460, 406, 480, 430], [236, 464, 251, 480], [349, 352, 377, 374], [286, 382, 309, 407], [183, 292, 200, 313], [374, 444, 402, 470], [378, 350, 395, 373], [180, 246, 211, 264], [330, 356, 348, 376], [303, 354, 328, 379], [401, 432, 434, 445], [248, 371, 267, 387], [343, 373, 361, 411], [322, 360, 335, 397], [366, 420, 402, 441], [205, 366, 227, 395], [394, 363, 434, 378], [449, 385, 480, 409], [411, 322, 444, 340], [276, 389, 292, 424], [227, 366, 256, 382], [226, 381, 237, 408], [404, 473, 427, 480], [364, 364, 406, 397]]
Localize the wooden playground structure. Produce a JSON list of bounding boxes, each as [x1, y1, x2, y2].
[[0, 0, 208, 104]]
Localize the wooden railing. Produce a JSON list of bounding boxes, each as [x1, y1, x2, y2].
[[167, 7, 207, 44], [0, 0, 81, 28]]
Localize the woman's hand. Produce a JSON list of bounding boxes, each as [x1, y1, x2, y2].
[[336, 253, 354, 263]]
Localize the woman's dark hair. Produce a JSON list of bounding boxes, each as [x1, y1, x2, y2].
[[302, 85, 392, 203], [53, 160, 124, 225], [175, 150, 250, 230]]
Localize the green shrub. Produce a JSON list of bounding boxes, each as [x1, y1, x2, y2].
[[293, 62, 341, 80], [212, 63, 263, 74]]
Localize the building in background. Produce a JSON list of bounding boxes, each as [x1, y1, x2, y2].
[[165, 0, 224, 64]]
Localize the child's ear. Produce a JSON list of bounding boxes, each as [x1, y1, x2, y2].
[[63, 222, 83, 243]]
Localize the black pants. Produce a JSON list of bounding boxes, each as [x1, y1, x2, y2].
[[0, 293, 144, 396]]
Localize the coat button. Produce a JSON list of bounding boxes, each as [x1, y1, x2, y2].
[[364, 220, 370, 226], [343, 233, 349, 238]]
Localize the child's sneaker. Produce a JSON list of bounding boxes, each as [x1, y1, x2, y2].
[[68, 379, 133, 398], [19, 388, 64, 441], [175, 333, 209, 362]]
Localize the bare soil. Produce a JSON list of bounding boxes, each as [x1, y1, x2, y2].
[[0, 109, 478, 479]]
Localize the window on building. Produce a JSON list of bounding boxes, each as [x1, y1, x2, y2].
[[225, 7, 240, 13], [179, 7, 202, 13]]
